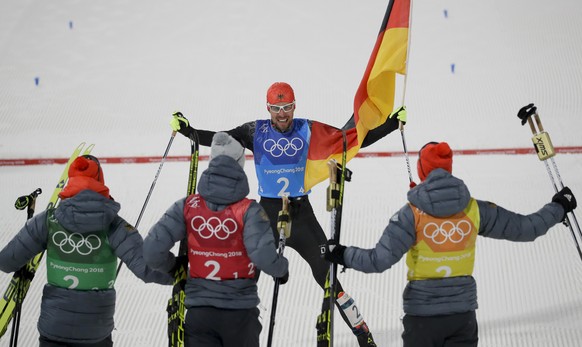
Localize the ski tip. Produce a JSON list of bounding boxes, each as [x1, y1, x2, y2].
[[83, 144, 96, 154]]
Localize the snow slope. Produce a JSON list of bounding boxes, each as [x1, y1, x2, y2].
[[1, 0, 581, 346]]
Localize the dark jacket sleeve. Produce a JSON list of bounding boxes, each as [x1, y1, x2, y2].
[[176, 125, 215, 147], [109, 216, 173, 285], [143, 199, 188, 273], [179, 121, 256, 152], [242, 202, 288, 278], [0, 211, 48, 273], [341, 113, 400, 148], [344, 204, 416, 273], [477, 200, 564, 241]]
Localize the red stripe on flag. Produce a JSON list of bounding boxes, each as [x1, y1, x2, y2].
[[307, 122, 359, 160], [386, 0, 410, 29]]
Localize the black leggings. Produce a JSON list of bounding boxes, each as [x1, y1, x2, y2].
[[184, 306, 261, 347], [260, 196, 344, 291], [260, 196, 368, 331], [402, 311, 478, 347]]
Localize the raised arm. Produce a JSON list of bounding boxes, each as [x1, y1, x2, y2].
[[169, 112, 256, 151]]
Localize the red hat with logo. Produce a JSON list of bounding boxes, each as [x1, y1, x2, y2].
[[266, 82, 295, 104], [417, 142, 453, 181]]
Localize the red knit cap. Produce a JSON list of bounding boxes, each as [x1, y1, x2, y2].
[[417, 142, 453, 181], [266, 82, 295, 104], [59, 156, 110, 199]]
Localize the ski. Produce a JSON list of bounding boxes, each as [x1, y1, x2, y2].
[[9, 188, 42, 346], [0, 142, 93, 339], [316, 131, 351, 347], [167, 127, 199, 347], [518, 104, 582, 262], [267, 196, 291, 347]]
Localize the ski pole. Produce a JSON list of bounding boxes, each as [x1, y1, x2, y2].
[[518, 104, 582, 262], [399, 123, 414, 186], [326, 131, 350, 347], [11, 188, 42, 347], [134, 130, 177, 229], [168, 121, 200, 347], [326, 159, 340, 347], [267, 196, 291, 347], [399, 0, 415, 186], [116, 130, 177, 276]]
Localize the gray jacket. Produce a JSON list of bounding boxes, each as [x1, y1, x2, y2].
[[143, 155, 288, 309], [0, 189, 173, 343], [343, 168, 564, 316]]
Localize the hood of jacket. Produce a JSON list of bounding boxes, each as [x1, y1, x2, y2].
[[407, 168, 471, 217], [54, 189, 120, 233], [198, 155, 250, 205]]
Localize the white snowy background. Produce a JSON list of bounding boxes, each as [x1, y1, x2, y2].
[[1, 0, 581, 346]]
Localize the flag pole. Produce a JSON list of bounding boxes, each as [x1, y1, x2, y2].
[[400, 0, 414, 104], [398, 0, 415, 186]]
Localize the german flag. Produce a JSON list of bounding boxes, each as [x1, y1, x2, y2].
[[304, 0, 410, 192], [354, 0, 410, 139]]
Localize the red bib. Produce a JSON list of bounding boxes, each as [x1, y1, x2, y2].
[[184, 194, 255, 280]]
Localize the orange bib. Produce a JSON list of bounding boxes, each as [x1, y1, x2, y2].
[[406, 199, 480, 280]]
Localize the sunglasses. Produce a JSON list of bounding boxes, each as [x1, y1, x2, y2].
[[267, 102, 295, 113], [82, 154, 100, 166]]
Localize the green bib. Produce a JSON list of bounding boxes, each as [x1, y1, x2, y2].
[[46, 209, 117, 290]]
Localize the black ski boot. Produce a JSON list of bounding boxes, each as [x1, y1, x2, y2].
[[354, 322, 377, 347]]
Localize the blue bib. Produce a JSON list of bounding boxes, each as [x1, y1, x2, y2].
[[253, 119, 311, 197]]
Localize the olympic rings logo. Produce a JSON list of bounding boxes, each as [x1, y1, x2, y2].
[[263, 137, 304, 157], [52, 231, 102, 255], [423, 220, 472, 244], [191, 216, 237, 240]]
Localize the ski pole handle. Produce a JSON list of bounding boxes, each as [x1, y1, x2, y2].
[[277, 196, 291, 239], [326, 160, 340, 212], [517, 103, 537, 126], [530, 110, 556, 161], [14, 188, 42, 211], [518, 104, 556, 161]]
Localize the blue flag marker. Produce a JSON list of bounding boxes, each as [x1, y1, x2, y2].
[[444, 9, 448, 18], [451, 63, 455, 74], [69, 21, 73, 29], [35, 77, 39, 86]]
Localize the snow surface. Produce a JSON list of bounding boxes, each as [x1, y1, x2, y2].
[[1, 0, 581, 346]]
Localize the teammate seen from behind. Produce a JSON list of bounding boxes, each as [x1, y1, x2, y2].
[[143, 132, 289, 347], [169, 82, 406, 346], [322, 141, 577, 347], [0, 155, 174, 347]]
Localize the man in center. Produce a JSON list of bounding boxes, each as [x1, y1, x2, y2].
[[171, 82, 405, 346]]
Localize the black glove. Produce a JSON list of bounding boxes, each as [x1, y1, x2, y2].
[[552, 186, 577, 219], [14, 195, 32, 210], [14, 188, 42, 210], [320, 239, 347, 266], [276, 271, 289, 285], [517, 103, 536, 126]]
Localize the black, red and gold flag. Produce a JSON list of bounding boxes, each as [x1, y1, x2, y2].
[[304, 0, 410, 192]]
